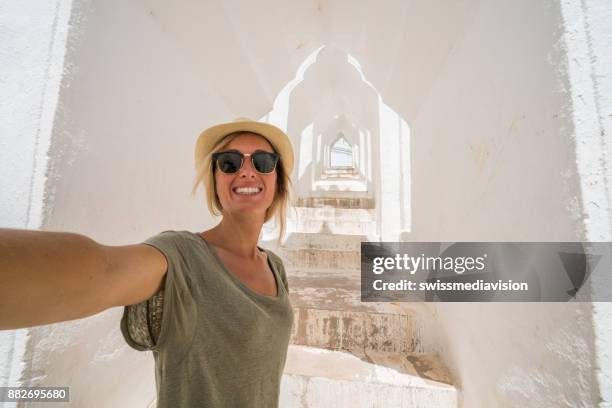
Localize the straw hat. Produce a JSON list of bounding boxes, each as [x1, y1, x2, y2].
[[195, 118, 294, 175]]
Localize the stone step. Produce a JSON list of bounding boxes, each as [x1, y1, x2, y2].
[[280, 247, 360, 270], [319, 173, 361, 180], [285, 267, 421, 315], [322, 168, 359, 176], [294, 219, 376, 235], [281, 346, 457, 408], [320, 170, 361, 180], [292, 206, 375, 222], [290, 307, 422, 354], [287, 273, 374, 313], [313, 180, 367, 192], [283, 232, 365, 251], [294, 197, 375, 209]]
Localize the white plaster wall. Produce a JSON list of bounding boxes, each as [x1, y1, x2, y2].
[[0, 0, 71, 230], [560, 0, 612, 405], [408, 0, 599, 406], [0, 1, 73, 405]]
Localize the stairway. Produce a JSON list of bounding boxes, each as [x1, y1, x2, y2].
[[266, 198, 458, 407], [290, 197, 377, 236]]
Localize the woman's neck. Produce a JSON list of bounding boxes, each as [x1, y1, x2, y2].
[[201, 212, 265, 259]]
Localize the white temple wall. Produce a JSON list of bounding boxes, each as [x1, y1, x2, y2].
[[406, 0, 598, 406], [560, 0, 612, 403], [0, 0, 73, 393]]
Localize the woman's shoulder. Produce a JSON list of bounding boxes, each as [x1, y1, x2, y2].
[[141, 230, 213, 266], [143, 230, 204, 246]]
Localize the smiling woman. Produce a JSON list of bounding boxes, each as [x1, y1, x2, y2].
[[119, 118, 296, 407]]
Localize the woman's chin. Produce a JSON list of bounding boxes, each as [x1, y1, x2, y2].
[[224, 203, 269, 217]]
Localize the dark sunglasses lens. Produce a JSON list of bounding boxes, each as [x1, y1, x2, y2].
[[217, 153, 242, 173], [252, 152, 277, 173]]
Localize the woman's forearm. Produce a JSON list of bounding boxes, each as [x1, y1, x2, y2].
[[0, 228, 113, 330]]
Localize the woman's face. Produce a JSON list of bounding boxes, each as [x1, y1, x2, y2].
[[214, 133, 278, 219]]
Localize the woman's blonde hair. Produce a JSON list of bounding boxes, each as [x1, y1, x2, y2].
[[191, 131, 292, 244]]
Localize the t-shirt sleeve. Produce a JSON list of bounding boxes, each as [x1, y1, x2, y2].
[[120, 288, 165, 350], [120, 230, 197, 354]]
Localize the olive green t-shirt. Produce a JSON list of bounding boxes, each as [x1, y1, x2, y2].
[[120, 230, 294, 407]]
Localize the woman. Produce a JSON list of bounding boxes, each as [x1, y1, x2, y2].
[[0, 118, 295, 407]]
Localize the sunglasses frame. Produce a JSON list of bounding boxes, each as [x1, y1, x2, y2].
[[212, 150, 279, 174]]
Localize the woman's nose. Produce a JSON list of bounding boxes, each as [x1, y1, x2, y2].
[[238, 156, 256, 177]]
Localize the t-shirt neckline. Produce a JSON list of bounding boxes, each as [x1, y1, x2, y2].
[[191, 231, 283, 301]]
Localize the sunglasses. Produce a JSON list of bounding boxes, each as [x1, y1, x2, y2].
[[212, 150, 279, 174]]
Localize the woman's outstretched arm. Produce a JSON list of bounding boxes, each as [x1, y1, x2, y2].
[[0, 228, 167, 330]]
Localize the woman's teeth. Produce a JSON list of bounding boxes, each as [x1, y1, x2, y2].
[[233, 187, 262, 195]]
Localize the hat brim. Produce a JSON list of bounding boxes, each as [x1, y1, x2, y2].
[[195, 120, 294, 175]]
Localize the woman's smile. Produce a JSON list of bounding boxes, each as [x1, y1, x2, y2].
[[232, 186, 264, 196]]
